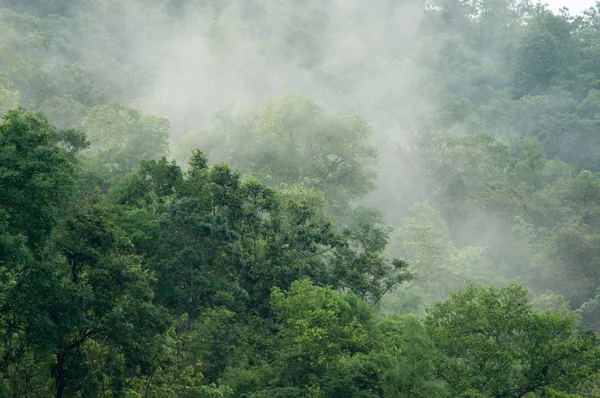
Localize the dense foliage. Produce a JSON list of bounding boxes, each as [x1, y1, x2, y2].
[[2, 0, 600, 396]]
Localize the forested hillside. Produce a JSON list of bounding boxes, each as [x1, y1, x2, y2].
[[2, 0, 600, 396]]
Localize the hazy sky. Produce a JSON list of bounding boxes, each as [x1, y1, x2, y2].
[[543, 0, 596, 13]]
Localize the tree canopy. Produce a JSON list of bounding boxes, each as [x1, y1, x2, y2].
[[2, 0, 600, 396]]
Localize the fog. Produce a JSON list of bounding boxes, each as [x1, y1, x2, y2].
[[545, 0, 595, 14], [126, 0, 429, 141], [2, 0, 600, 314]]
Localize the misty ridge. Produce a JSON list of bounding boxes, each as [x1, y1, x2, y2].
[[3, 0, 600, 396]]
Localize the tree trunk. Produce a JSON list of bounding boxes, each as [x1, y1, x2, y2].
[[55, 352, 65, 398]]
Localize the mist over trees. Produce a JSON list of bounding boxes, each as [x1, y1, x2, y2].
[[2, 0, 600, 396]]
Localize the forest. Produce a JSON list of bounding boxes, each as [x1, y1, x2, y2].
[[2, 0, 600, 396]]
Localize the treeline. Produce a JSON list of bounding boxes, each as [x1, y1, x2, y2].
[[1, 0, 600, 168]]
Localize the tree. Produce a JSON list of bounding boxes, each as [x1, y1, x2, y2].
[[181, 94, 378, 211], [0, 109, 92, 395], [81, 103, 170, 183], [387, 202, 497, 308], [112, 157, 183, 210], [332, 206, 412, 305], [11, 195, 170, 397], [151, 150, 408, 318], [225, 279, 374, 397], [425, 284, 600, 397], [0, 109, 79, 250], [225, 281, 447, 398]]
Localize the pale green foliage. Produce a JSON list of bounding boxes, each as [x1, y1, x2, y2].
[[581, 288, 600, 331], [0, 86, 19, 117], [531, 291, 582, 324], [182, 93, 378, 209], [386, 202, 497, 307], [38, 95, 88, 128], [277, 183, 331, 225], [0, 20, 37, 89], [82, 103, 170, 178]]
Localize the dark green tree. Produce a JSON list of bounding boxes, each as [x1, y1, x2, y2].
[[15, 195, 171, 397]]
